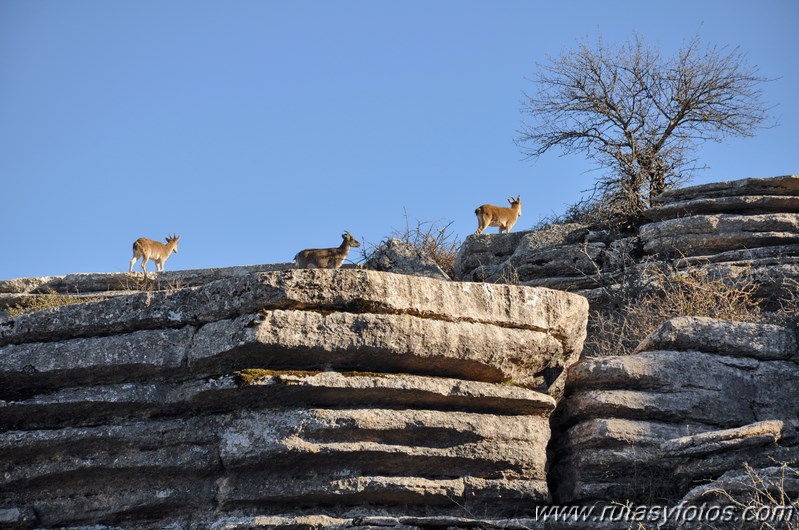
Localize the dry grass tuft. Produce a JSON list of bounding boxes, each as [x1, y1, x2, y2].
[[585, 265, 763, 357], [7, 289, 106, 317], [367, 210, 461, 277]]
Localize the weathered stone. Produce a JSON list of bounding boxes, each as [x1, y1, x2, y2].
[[640, 213, 799, 257], [0, 373, 554, 431], [0, 263, 294, 295], [635, 317, 798, 360], [454, 233, 529, 282], [0, 270, 588, 352], [0, 290, 133, 313], [671, 429, 797, 483], [189, 310, 569, 395], [453, 226, 594, 284], [0, 418, 218, 486], [219, 408, 550, 479], [365, 238, 449, 280], [675, 464, 799, 530], [644, 195, 799, 221], [661, 420, 783, 457], [0, 327, 195, 400], [554, 318, 799, 504], [557, 418, 698, 452], [561, 387, 756, 429], [0, 406, 552, 523], [496, 241, 605, 283], [552, 422, 790, 505], [0, 268, 585, 526], [650, 174, 799, 205], [564, 352, 799, 435]]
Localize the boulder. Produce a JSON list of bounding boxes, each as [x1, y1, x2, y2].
[[634, 316, 798, 360], [453, 225, 590, 283], [365, 238, 449, 280]]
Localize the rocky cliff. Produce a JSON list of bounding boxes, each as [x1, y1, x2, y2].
[[450, 174, 799, 529], [0, 269, 588, 528], [454, 174, 799, 309], [554, 316, 799, 505], [2, 174, 798, 529]]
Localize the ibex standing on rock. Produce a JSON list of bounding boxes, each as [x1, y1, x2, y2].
[[474, 196, 522, 234], [295, 232, 361, 269], [129, 235, 180, 273]]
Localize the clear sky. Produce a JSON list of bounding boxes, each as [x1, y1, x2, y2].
[[1, 0, 797, 280]]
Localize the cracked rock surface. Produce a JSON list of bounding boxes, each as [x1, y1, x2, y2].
[[552, 316, 799, 505], [0, 269, 587, 528]]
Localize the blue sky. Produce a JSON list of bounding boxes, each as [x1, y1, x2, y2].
[[1, 0, 797, 280]]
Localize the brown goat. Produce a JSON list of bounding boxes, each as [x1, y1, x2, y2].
[[129, 235, 180, 273], [474, 196, 522, 234], [295, 232, 361, 269]]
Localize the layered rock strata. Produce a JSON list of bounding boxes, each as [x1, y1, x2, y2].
[[0, 269, 588, 528], [552, 317, 799, 504], [0, 263, 294, 318], [454, 175, 799, 308]]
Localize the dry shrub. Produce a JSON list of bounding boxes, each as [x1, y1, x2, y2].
[[389, 211, 461, 277], [707, 463, 799, 530], [7, 289, 106, 317], [585, 265, 763, 357], [116, 272, 185, 294], [493, 262, 522, 286], [764, 277, 799, 334]]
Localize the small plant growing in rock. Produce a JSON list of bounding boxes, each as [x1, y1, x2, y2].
[[706, 463, 799, 530], [7, 289, 106, 317], [362, 210, 461, 277], [494, 263, 522, 286]]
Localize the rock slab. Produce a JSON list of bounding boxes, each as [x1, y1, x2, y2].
[[0, 269, 588, 528], [552, 317, 799, 504]]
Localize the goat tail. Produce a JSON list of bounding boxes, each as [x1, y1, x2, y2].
[[474, 206, 482, 216]]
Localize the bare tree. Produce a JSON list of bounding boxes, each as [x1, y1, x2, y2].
[[517, 34, 772, 224]]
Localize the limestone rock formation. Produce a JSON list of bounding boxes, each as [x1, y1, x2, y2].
[[0, 269, 588, 528], [453, 175, 799, 311], [365, 238, 450, 280], [552, 316, 799, 505], [639, 213, 799, 257], [0, 263, 294, 318]]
